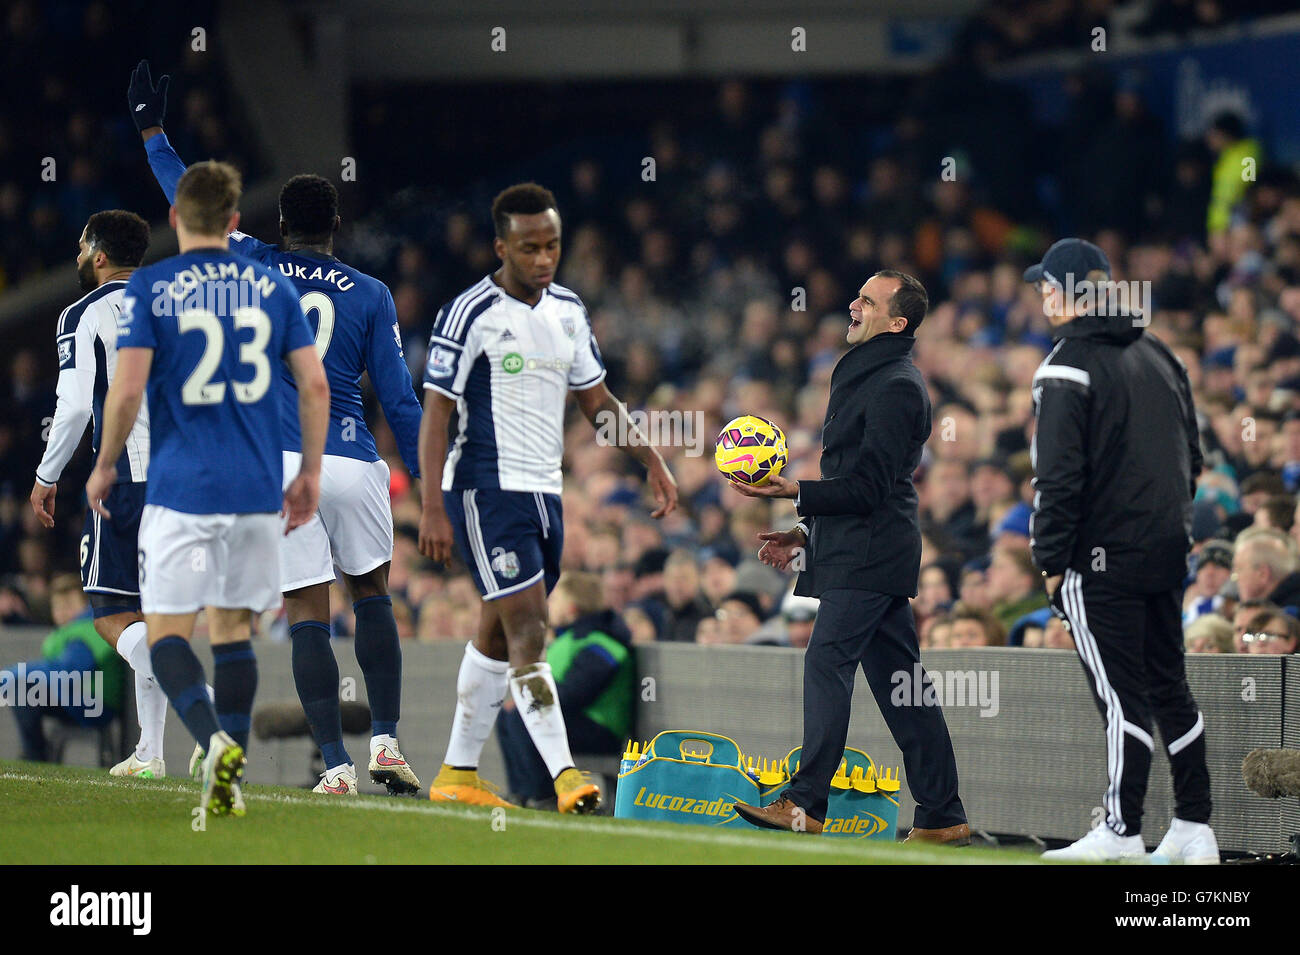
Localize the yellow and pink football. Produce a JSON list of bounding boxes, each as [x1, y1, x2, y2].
[[715, 414, 788, 486]]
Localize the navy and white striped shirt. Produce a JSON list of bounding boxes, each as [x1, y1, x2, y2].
[[424, 277, 605, 495]]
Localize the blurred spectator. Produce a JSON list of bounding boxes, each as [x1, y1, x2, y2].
[[1040, 615, 1074, 651], [1206, 113, 1263, 241], [705, 591, 766, 645], [496, 572, 633, 805], [1231, 599, 1281, 653], [2, 574, 123, 761], [986, 547, 1048, 632], [660, 549, 712, 642], [1185, 614, 1236, 654], [748, 592, 819, 648], [1183, 539, 1233, 624], [1231, 528, 1298, 603], [948, 602, 1006, 648], [1239, 608, 1299, 655]]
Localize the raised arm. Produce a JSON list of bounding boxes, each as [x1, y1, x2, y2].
[[128, 61, 270, 256]]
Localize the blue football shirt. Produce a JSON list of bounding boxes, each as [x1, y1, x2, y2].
[[119, 250, 316, 514], [144, 133, 421, 476]]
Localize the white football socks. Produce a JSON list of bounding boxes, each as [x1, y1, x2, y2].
[[509, 661, 575, 779], [443, 642, 509, 768], [115, 621, 167, 762]]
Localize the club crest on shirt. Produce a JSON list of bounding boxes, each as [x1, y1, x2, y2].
[[560, 315, 576, 339], [490, 547, 520, 579], [427, 345, 456, 378]]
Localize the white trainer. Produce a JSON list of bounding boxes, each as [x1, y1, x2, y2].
[[189, 743, 205, 783], [313, 764, 359, 796], [110, 753, 165, 778], [369, 737, 421, 795], [1042, 824, 1147, 862], [1151, 818, 1220, 865]]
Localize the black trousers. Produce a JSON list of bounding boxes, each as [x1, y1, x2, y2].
[[1054, 569, 1212, 837], [784, 588, 966, 828]]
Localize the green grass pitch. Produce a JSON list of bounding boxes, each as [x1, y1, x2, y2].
[[0, 760, 1043, 865]]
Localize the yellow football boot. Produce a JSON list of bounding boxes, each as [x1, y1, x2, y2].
[[428, 764, 518, 808], [555, 768, 601, 814]]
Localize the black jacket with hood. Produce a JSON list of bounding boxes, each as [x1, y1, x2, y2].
[[1030, 313, 1201, 593]]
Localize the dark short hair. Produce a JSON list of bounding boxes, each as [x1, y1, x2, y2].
[[1210, 112, 1246, 141], [85, 210, 150, 268], [874, 269, 929, 335], [279, 174, 338, 238], [492, 182, 558, 238]]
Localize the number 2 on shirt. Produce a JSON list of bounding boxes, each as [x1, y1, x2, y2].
[[178, 306, 273, 405]]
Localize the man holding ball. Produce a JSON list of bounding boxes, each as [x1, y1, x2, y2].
[[728, 270, 968, 843]]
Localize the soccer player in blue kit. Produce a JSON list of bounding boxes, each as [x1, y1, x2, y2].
[[129, 61, 425, 795], [86, 159, 330, 816]]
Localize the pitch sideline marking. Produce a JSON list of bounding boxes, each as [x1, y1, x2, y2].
[[0, 770, 1020, 864]]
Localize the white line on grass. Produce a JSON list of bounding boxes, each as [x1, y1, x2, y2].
[[0, 770, 1022, 864]]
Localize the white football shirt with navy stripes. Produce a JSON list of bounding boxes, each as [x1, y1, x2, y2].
[[423, 277, 606, 495], [36, 281, 149, 486]]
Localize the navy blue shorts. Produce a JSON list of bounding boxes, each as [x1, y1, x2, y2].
[[80, 481, 145, 611], [444, 488, 563, 600]]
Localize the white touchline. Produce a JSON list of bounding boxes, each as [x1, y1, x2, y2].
[[0, 772, 1023, 864]]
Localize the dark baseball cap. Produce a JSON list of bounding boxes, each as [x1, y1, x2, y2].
[[1023, 238, 1112, 285], [1198, 540, 1233, 571]]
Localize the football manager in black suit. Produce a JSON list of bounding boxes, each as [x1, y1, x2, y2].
[[1027, 239, 1217, 863], [728, 269, 968, 843]]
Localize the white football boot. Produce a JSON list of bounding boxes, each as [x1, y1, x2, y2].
[[1151, 818, 1220, 865], [199, 731, 246, 817], [110, 753, 165, 779], [1042, 824, 1147, 862], [313, 764, 359, 796], [369, 736, 420, 795]]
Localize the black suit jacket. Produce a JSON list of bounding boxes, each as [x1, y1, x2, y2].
[[794, 333, 930, 598]]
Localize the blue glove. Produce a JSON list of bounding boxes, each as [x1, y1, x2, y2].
[[127, 59, 169, 132]]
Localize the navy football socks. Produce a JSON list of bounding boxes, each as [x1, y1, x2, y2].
[[353, 595, 401, 738], [212, 640, 258, 752], [150, 636, 221, 746], [290, 621, 350, 768]]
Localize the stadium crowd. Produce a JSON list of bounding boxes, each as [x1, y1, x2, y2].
[[2, 2, 1299, 664]]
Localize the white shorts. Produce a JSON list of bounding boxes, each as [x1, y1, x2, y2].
[[138, 505, 283, 614], [280, 451, 394, 591]]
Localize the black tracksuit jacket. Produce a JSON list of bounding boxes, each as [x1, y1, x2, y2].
[[1030, 313, 1201, 594]]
